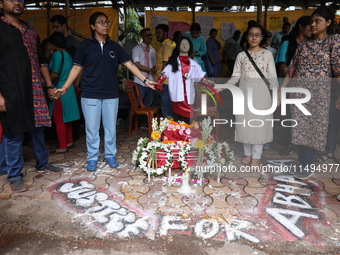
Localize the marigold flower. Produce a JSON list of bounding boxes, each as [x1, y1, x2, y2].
[[194, 140, 204, 149], [151, 131, 161, 140], [190, 121, 198, 128]]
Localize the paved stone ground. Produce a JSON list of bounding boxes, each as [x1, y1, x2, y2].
[[1, 123, 340, 254]]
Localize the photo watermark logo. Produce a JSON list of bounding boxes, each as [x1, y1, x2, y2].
[[198, 83, 311, 128]]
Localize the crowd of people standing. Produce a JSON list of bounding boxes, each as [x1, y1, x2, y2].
[[0, 1, 339, 194]]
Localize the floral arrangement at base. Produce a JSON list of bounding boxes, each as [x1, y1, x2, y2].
[[132, 117, 234, 177]]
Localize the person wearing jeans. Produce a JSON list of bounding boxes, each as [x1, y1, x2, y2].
[[155, 24, 174, 118], [56, 12, 156, 171], [81, 98, 119, 162], [0, 123, 7, 176], [0, 0, 62, 192], [132, 28, 156, 127], [160, 84, 173, 118]]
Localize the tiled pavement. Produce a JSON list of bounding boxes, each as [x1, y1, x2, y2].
[[1, 123, 340, 254]]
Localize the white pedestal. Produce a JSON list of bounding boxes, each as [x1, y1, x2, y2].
[[178, 172, 193, 195]]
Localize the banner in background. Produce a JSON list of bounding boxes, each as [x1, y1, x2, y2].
[[21, 8, 119, 42], [145, 9, 316, 54]]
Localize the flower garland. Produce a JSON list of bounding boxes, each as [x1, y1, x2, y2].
[[206, 141, 235, 167], [132, 137, 149, 166], [177, 142, 191, 170], [132, 117, 234, 177], [137, 141, 173, 176]]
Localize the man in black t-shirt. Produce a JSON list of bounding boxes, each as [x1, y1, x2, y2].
[[50, 15, 80, 60]]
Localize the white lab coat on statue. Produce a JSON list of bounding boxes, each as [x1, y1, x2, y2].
[[161, 57, 205, 104]]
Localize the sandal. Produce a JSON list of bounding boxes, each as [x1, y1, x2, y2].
[[67, 143, 75, 148], [55, 148, 67, 154], [86, 160, 97, 171], [241, 156, 252, 165], [250, 158, 261, 168], [316, 153, 335, 162]]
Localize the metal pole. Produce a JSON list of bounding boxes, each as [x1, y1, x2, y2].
[[65, 0, 71, 31], [257, 0, 263, 26], [264, 3, 268, 30], [47, 1, 51, 36], [191, 0, 196, 23]]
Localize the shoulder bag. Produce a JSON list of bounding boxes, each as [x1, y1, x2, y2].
[[245, 50, 271, 96]]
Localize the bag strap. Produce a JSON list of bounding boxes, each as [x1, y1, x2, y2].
[[245, 50, 271, 89]]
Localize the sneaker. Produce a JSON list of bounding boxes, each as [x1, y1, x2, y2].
[[37, 164, 63, 173], [10, 179, 28, 192], [294, 170, 314, 179], [86, 160, 97, 171], [107, 157, 119, 168]]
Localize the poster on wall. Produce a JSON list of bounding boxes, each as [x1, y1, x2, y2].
[[168, 21, 190, 40], [267, 15, 290, 31], [150, 15, 169, 27], [221, 22, 238, 40], [196, 15, 214, 38]]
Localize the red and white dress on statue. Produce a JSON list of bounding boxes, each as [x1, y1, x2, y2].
[[157, 56, 206, 118]]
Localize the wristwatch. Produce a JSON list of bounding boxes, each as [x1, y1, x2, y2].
[[46, 84, 55, 89]]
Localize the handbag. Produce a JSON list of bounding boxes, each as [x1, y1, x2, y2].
[[245, 50, 271, 96]]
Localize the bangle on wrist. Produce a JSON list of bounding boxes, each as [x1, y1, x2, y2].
[[143, 78, 148, 84], [46, 84, 55, 89], [62, 85, 68, 92]]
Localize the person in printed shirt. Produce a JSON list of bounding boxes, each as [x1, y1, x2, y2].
[[0, 0, 63, 192]]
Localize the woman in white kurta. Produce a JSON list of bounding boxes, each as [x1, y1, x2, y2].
[[226, 24, 278, 167]]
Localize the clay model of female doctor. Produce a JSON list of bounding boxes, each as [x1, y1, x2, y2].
[[156, 36, 212, 123]]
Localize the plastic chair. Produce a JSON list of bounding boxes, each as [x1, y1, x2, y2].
[[124, 80, 160, 137], [193, 82, 220, 137]]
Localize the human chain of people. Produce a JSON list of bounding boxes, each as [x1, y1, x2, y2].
[[0, 0, 339, 195]]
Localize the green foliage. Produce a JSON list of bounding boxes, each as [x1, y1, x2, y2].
[[118, 7, 143, 83], [122, 7, 142, 45]]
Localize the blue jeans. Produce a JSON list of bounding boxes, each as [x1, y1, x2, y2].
[[138, 83, 155, 126], [81, 97, 118, 161], [325, 98, 340, 154], [0, 140, 8, 175], [138, 83, 155, 107], [160, 84, 174, 118], [3, 133, 24, 182], [28, 127, 49, 170], [296, 145, 317, 169]]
